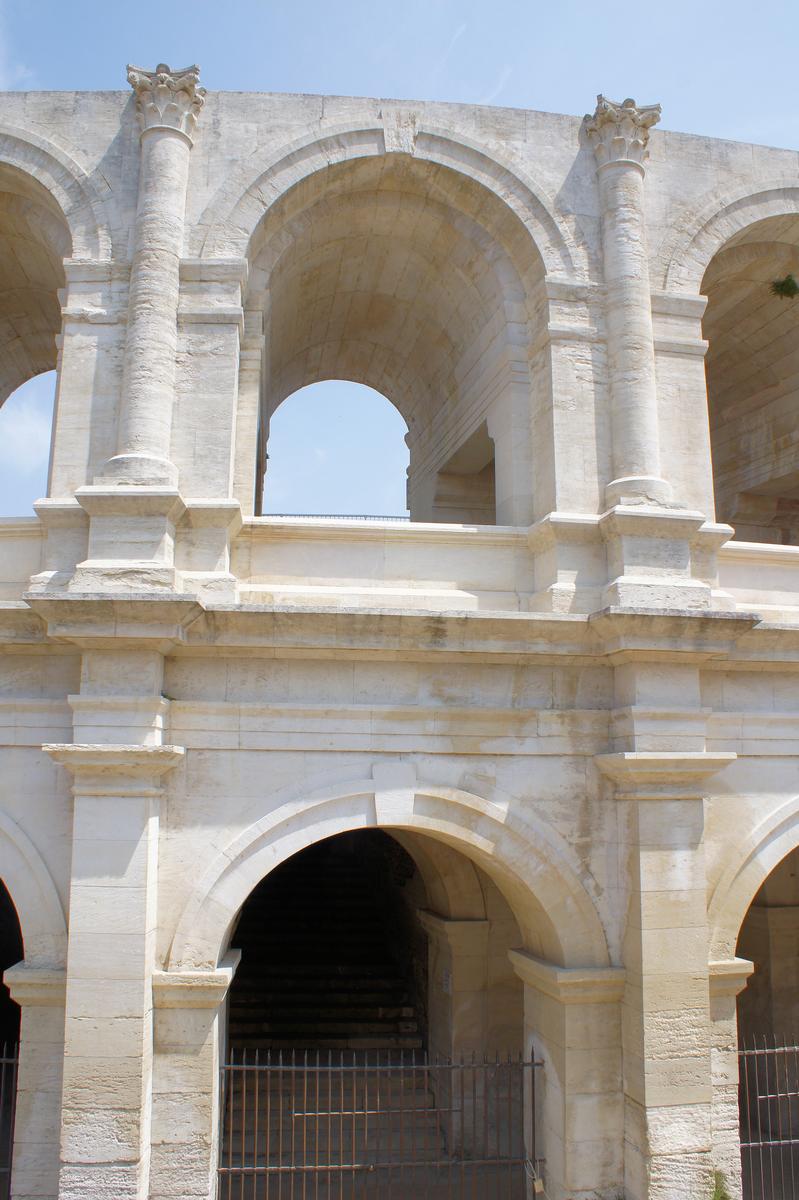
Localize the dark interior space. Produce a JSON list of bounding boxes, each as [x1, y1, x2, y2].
[[0, 883, 21, 1046], [227, 831, 429, 1050]]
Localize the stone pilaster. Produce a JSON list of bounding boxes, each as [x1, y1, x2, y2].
[[4, 964, 66, 1200], [586, 95, 667, 508], [708, 959, 754, 1200], [102, 63, 204, 487], [509, 951, 625, 1199], [418, 912, 490, 1059], [148, 956, 239, 1200], [597, 749, 735, 1200], [45, 742, 183, 1200]]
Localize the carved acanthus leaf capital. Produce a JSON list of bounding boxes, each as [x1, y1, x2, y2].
[[127, 62, 206, 142], [585, 95, 661, 169]]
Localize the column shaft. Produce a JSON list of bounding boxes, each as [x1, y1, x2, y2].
[[115, 131, 190, 476], [102, 64, 204, 487], [598, 162, 661, 489], [586, 95, 669, 506]]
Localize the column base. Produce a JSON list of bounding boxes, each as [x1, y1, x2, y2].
[[70, 486, 186, 593], [600, 505, 724, 610], [605, 475, 673, 507], [99, 452, 179, 488]]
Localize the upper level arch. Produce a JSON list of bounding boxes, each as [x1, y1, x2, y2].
[[227, 133, 568, 525], [659, 180, 799, 295], [0, 123, 114, 262], [166, 772, 610, 973], [193, 121, 583, 281]]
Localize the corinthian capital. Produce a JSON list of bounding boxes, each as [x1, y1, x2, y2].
[[127, 62, 206, 142], [585, 95, 661, 168]]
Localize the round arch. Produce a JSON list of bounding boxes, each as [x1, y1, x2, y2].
[[659, 180, 799, 294], [708, 795, 799, 961], [0, 810, 66, 967], [167, 774, 610, 972], [193, 121, 582, 280], [0, 124, 114, 260]]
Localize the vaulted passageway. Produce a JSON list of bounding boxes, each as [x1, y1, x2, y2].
[[702, 214, 799, 544], [245, 154, 543, 525], [227, 831, 428, 1051], [735, 847, 799, 1197]]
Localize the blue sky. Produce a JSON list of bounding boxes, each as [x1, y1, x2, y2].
[[0, 0, 794, 516]]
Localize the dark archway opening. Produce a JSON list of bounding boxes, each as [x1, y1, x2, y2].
[[227, 831, 428, 1051], [736, 849, 799, 1196], [0, 883, 21, 1046]]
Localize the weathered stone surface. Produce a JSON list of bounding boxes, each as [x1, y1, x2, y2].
[[0, 65, 796, 1200]]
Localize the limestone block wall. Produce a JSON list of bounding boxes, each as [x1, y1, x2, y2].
[[0, 67, 799, 1200]]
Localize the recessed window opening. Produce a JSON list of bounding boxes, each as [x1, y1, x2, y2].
[[0, 371, 56, 517], [259, 380, 410, 519]]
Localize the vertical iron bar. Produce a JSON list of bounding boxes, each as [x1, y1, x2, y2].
[[481, 1055, 488, 1198], [423, 1054, 430, 1200], [458, 1057, 465, 1200], [314, 1051, 320, 1200], [226, 1055, 234, 1200], [253, 1049, 260, 1200], [278, 1051, 284, 1200], [338, 1052, 344, 1200], [399, 1052, 405, 1200], [302, 1052, 308, 1200]]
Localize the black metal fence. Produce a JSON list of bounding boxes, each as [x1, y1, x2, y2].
[[0, 1043, 17, 1200], [739, 1037, 799, 1199], [218, 1050, 541, 1199]]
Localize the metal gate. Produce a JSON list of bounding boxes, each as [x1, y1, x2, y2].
[[739, 1038, 799, 1199], [0, 1043, 18, 1200], [218, 1050, 541, 1199]]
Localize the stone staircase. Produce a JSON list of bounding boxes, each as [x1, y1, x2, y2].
[[227, 837, 424, 1051]]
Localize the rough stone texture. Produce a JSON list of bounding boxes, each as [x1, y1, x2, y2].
[[0, 72, 797, 1200]]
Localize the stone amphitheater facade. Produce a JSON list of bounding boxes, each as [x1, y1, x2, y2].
[[0, 63, 798, 1200]]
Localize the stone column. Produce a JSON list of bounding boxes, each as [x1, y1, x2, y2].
[[102, 64, 205, 487], [3, 964, 66, 1200], [708, 958, 754, 1200], [148, 956, 239, 1200], [597, 750, 735, 1200], [45, 738, 183, 1200], [586, 95, 669, 508], [509, 951, 626, 1199]]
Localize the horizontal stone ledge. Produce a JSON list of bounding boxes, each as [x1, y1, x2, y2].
[[153, 952, 240, 1009], [43, 744, 185, 779], [508, 950, 625, 1004], [708, 957, 754, 1000], [179, 257, 248, 285], [653, 335, 708, 357], [595, 751, 736, 792], [4, 963, 66, 1007]]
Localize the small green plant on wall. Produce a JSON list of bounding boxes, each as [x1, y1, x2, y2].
[[771, 273, 799, 298], [711, 1171, 732, 1200]]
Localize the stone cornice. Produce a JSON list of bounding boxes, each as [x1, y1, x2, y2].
[[43, 743, 184, 779], [588, 608, 759, 663], [152, 951, 240, 1009], [708, 957, 754, 1000], [595, 751, 736, 799], [585, 95, 661, 170], [4, 963, 66, 1007], [509, 950, 625, 1004], [23, 592, 203, 651], [127, 63, 205, 144]]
